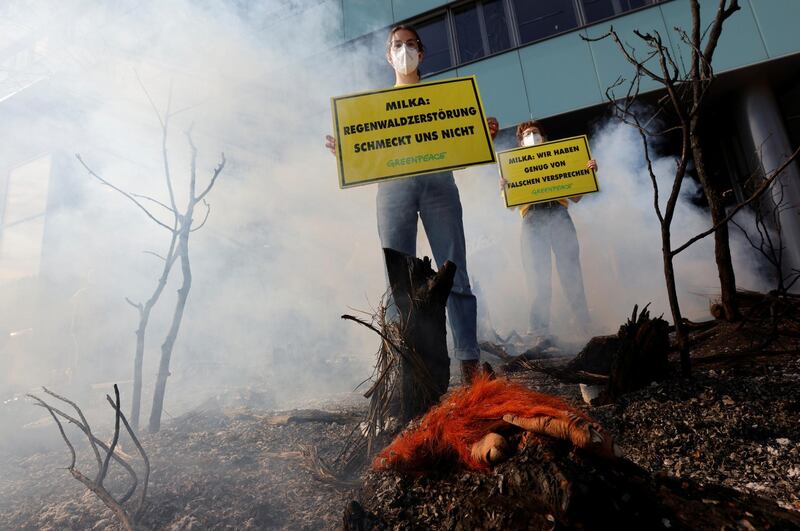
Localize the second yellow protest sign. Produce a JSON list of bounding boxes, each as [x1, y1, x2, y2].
[[499, 135, 599, 208], [331, 76, 496, 188]]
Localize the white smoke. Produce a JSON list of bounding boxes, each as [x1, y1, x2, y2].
[[0, 0, 769, 455], [0, 0, 387, 443], [455, 117, 768, 342]]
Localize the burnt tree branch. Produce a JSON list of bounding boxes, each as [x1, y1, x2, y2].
[[672, 145, 800, 255], [28, 384, 148, 530]]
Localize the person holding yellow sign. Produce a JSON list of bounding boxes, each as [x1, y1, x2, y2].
[[502, 120, 596, 348], [326, 25, 499, 383]]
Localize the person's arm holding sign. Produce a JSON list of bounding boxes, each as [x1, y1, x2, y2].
[[569, 159, 598, 203]]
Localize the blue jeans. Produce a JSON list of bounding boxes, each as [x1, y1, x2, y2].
[[376, 171, 480, 361], [520, 202, 590, 336]]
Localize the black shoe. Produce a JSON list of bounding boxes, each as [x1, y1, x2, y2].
[[461, 360, 480, 385]]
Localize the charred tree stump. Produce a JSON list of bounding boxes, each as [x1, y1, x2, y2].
[[529, 305, 671, 403], [384, 248, 455, 421], [346, 440, 800, 530]]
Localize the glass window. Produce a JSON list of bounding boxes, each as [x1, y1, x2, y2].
[[417, 15, 452, 74], [512, 0, 579, 45], [455, 5, 485, 62], [454, 1, 512, 64], [483, 0, 511, 54], [581, 0, 651, 24]]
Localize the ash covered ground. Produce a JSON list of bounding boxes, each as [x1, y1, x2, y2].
[[1, 335, 799, 529]]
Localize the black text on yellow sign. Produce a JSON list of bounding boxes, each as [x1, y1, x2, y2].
[[498, 135, 599, 208], [331, 76, 497, 188]]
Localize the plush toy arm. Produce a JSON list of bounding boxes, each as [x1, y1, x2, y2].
[[502, 413, 621, 459]]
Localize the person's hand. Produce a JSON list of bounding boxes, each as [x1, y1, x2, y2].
[[325, 134, 336, 156], [499, 176, 507, 190], [587, 159, 597, 171], [487, 117, 499, 140]]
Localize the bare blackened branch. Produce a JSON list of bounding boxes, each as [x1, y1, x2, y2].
[[633, 29, 680, 82], [44, 407, 76, 470], [186, 125, 198, 200], [672, 145, 800, 255], [191, 199, 211, 232], [131, 192, 175, 215], [27, 394, 139, 501], [125, 297, 143, 312], [143, 250, 167, 261], [638, 124, 665, 224], [75, 154, 173, 231], [341, 314, 403, 355], [41, 386, 104, 477], [169, 101, 207, 118], [162, 81, 179, 217], [106, 386, 150, 516], [196, 153, 227, 202], [98, 385, 122, 486], [134, 69, 164, 129], [28, 389, 143, 530], [701, 0, 741, 72]]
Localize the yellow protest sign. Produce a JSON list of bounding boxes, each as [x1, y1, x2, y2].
[[331, 76, 496, 188], [498, 135, 598, 207]]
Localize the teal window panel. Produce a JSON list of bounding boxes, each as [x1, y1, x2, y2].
[[660, 0, 766, 75], [584, 7, 670, 95], [393, 0, 450, 22], [422, 68, 458, 82], [456, 51, 530, 128], [749, 0, 800, 58], [344, 0, 394, 41], [519, 32, 603, 119]]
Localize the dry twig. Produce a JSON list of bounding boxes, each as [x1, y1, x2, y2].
[[27, 384, 150, 529]]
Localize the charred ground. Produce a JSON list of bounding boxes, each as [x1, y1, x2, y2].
[[1, 323, 798, 529]]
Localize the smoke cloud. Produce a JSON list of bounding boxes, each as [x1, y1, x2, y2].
[[457, 117, 767, 342], [0, 0, 767, 456]]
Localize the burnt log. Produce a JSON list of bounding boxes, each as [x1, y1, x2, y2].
[[384, 248, 455, 421], [345, 439, 800, 530], [265, 410, 362, 425]]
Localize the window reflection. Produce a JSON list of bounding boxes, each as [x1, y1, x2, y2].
[[454, 0, 512, 64], [417, 15, 452, 74], [581, 0, 651, 24], [483, 0, 511, 54], [455, 5, 484, 62], [512, 0, 579, 45]]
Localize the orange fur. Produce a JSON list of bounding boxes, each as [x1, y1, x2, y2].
[[373, 374, 595, 473]]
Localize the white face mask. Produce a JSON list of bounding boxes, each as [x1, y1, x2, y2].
[[522, 132, 543, 147], [391, 45, 419, 75]]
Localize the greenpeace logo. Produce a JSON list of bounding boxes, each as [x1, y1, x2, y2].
[[387, 152, 447, 168], [532, 183, 572, 195]]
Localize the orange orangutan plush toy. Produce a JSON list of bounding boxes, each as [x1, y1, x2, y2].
[[373, 373, 620, 473]]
